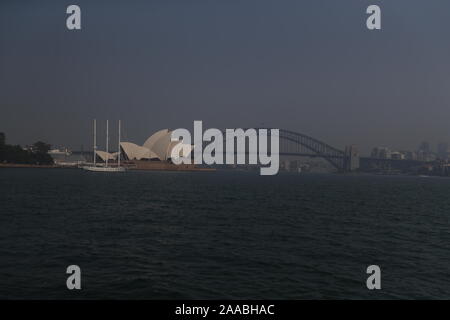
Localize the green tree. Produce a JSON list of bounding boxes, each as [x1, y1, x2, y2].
[[0, 135, 54, 165], [0, 132, 5, 161], [30, 141, 53, 165], [32, 141, 51, 154]]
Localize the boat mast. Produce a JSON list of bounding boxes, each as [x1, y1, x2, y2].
[[106, 119, 109, 167], [93, 119, 97, 167], [118, 120, 121, 168]]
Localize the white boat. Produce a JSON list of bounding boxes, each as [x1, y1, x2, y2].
[[83, 166, 125, 172], [48, 148, 71, 156], [83, 119, 126, 172]]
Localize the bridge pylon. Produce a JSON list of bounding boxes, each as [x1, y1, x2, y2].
[[343, 145, 360, 172]]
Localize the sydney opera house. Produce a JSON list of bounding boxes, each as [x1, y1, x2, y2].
[[95, 129, 197, 170]]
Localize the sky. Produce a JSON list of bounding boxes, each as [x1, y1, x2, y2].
[[1, 0, 450, 155]]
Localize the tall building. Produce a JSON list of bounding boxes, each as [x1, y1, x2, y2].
[[437, 142, 449, 160], [418, 141, 431, 153], [417, 141, 435, 162], [371, 147, 391, 159], [405, 151, 417, 161], [417, 150, 435, 162]]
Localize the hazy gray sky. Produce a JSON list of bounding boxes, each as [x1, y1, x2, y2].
[[1, 0, 449, 155]]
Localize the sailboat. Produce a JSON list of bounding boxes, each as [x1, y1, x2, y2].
[[83, 119, 126, 172]]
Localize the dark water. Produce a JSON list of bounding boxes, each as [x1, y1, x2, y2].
[[0, 168, 449, 299]]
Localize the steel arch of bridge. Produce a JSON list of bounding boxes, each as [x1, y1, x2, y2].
[[223, 128, 346, 170], [275, 129, 345, 170]]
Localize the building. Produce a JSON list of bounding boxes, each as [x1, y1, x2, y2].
[[416, 150, 435, 162], [418, 141, 431, 153], [391, 152, 405, 160], [371, 147, 391, 159], [437, 142, 449, 160], [405, 151, 417, 161], [94, 129, 193, 163]]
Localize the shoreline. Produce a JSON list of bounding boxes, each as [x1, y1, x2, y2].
[[0, 162, 215, 172], [0, 163, 56, 169]]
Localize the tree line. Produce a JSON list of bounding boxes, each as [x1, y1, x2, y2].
[[0, 132, 54, 165]]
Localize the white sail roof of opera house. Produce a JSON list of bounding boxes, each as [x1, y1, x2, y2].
[[169, 143, 194, 160], [143, 129, 169, 151], [119, 128, 194, 162], [151, 130, 174, 161], [141, 129, 189, 161], [120, 142, 158, 160], [95, 150, 117, 162]]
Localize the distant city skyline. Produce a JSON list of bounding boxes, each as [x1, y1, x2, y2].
[[1, 0, 450, 155]]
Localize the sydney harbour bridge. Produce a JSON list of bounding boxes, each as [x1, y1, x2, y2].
[[228, 128, 426, 172], [274, 129, 348, 171]]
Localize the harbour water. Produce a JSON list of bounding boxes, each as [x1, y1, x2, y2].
[[0, 168, 449, 299]]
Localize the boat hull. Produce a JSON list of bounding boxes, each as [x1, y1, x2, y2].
[[82, 166, 126, 172]]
